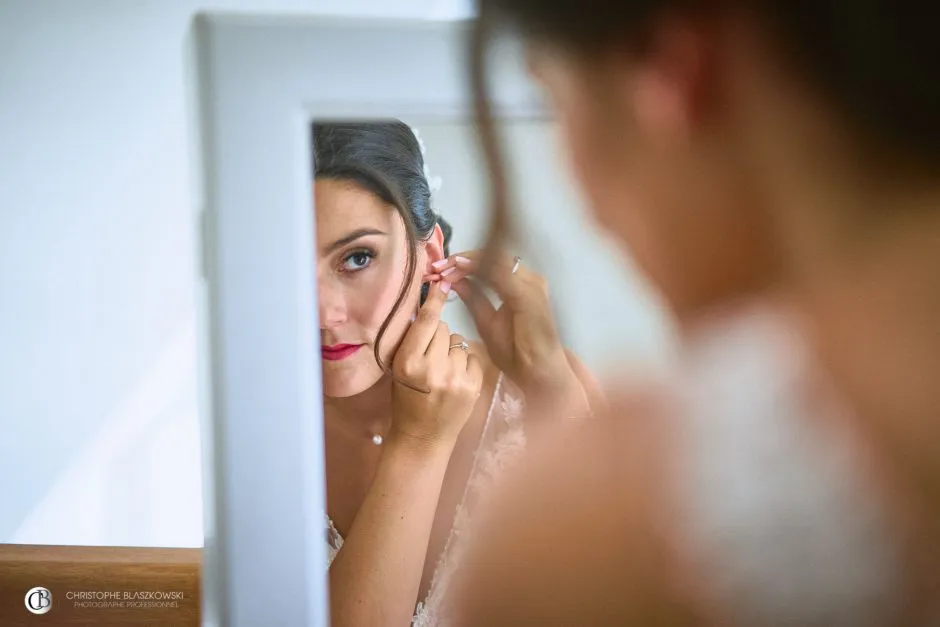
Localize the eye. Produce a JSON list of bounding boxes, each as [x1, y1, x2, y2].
[[340, 249, 375, 272]]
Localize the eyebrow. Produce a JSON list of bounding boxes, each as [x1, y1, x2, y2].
[[323, 228, 387, 254]]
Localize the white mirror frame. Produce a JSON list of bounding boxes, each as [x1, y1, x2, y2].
[[189, 13, 546, 626]]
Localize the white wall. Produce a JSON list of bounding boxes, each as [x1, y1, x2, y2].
[[0, 0, 474, 548], [0, 1, 669, 548]]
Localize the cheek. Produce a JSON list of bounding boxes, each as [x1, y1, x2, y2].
[[348, 268, 404, 330], [555, 94, 697, 304], [537, 57, 626, 230], [557, 98, 639, 236], [347, 253, 422, 342]]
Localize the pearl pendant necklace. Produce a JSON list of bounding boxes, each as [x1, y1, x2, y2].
[[372, 433, 383, 446]]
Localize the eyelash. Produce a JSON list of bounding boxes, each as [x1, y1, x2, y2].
[[339, 248, 376, 273]]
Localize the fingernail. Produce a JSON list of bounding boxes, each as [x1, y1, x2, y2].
[[431, 259, 449, 270], [440, 280, 451, 294], [440, 266, 457, 277], [455, 256, 471, 265]]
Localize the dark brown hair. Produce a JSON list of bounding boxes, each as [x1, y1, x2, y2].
[[469, 0, 940, 266], [312, 121, 453, 379]]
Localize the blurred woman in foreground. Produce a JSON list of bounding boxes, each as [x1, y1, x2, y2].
[[448, 1, 940, 624]]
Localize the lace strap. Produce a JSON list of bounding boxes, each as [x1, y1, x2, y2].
[[423, 373, 503, 579], [413, 373, 517, 625], [446, 372, 503, 532]]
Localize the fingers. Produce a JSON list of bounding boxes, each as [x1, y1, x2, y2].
[[434, 250, 545, 311], [433, 250, 515, 279], [398, 280, 451, 355]]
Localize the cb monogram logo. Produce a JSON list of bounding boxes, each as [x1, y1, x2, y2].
[[25, 586, 53, 615]]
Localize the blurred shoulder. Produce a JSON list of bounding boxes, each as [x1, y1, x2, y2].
[[450, 390, 712, 626]]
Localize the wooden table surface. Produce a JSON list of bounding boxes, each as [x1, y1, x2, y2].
[[0, 544, 202, 626]]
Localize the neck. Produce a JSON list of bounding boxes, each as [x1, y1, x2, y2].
[[324, 376, 395, 439]]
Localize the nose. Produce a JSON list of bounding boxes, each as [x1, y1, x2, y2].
[[318, 277, 348, 329]]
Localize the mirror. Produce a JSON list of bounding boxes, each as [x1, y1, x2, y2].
[[192, 14, 672, 627], [313, 115, 672, 623]]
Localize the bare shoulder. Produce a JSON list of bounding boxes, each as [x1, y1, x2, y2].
[[449, 391, 712, 626]]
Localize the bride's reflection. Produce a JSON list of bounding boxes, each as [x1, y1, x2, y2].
[[313, 120, 599, 626]]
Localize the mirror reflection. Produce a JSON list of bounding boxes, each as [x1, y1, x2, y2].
[[312, 117, 670, 624]]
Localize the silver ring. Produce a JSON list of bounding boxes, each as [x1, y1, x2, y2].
[[510, 256, 522, 275], [449, 340, 471, 354]]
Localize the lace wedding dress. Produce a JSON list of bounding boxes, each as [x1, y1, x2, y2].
[[325, 372, 527, 626]]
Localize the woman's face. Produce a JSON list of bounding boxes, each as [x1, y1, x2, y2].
[[315, 179, 440, 398], [527, 37, 776, 318]]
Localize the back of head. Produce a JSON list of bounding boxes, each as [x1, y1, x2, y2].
[[475, 0, 940, 168]]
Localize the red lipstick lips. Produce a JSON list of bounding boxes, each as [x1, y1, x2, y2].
[[321, 343, 363, 361]]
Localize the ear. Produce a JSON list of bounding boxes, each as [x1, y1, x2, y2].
[[631, 17, 715, 140], [421, 223, 446, 274]]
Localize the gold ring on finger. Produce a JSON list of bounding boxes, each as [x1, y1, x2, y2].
[[510, 256, 522, 275]]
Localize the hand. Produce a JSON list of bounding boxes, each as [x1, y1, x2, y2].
[[431, 251, 586, 414], [389, 281, 484, 452]]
